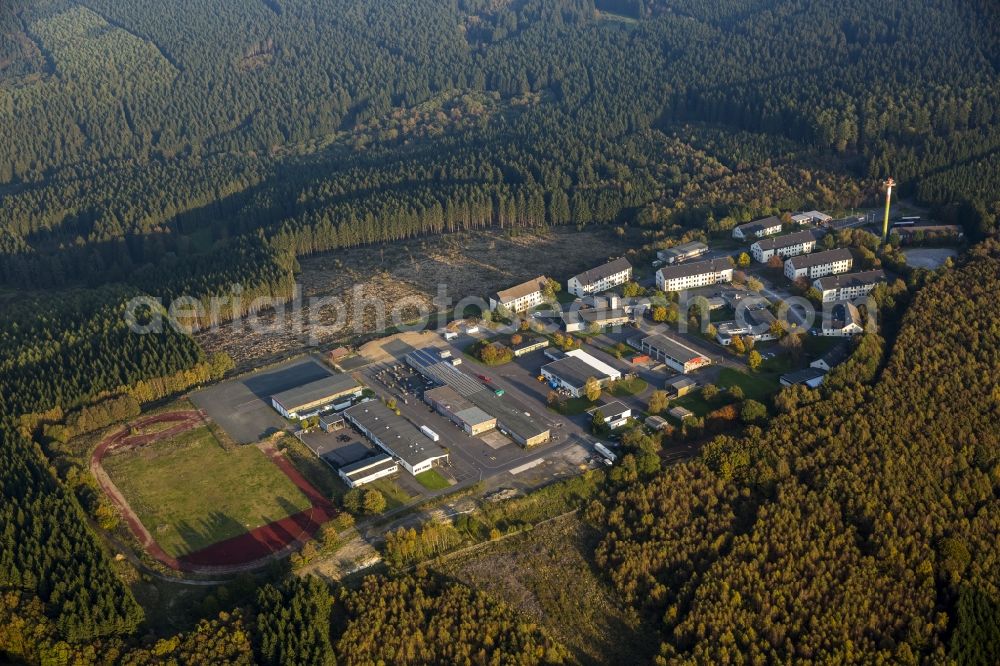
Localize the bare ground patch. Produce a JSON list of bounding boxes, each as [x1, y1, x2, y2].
[[434, 513, 658, 666], [196, 228, 632, 370]]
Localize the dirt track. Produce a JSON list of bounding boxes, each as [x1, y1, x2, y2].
[[92, 411, 336, 573], [91, 411, 206, 570]]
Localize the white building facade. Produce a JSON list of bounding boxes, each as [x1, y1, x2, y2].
[[784, 248, 853, 281], [567, 258, 632, 297], [813, 269, 887, 302], [733, 216, 783, 240], [750, 230, 817, 263], [656, 258, 734, 292], [490, 276, 549, 312]]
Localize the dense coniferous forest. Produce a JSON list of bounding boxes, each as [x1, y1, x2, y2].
[[1, 0, 998, 663], [592, 241, 1000, 662], [1, 0, 998, 294]]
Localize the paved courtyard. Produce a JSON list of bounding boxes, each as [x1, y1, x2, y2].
[[190, 356, 333, 443]]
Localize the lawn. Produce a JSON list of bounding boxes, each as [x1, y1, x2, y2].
[[556, 290, 578, 305], [369, 478, 413, 510], [671, 393, 716, 418], [760, 353, 796, 374], [717, 367, 780, 402], [414, 469, 452, 491], [610, 376, 647, 397], [804, 334, 844, 356], [669, 368, 781, 418], [102, 426, 312, 558], [549, 395, 597, 415], [710, 306, 736, 323]]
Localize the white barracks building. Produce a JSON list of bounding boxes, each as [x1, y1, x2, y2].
[[751, 230, 817, 263], [813, 269, 887, 302], [490, 275, 550, 312], [656, 258, 733, 292], [784, 248, 852, 280], [567, 257, 632, 297], [733, 216, 782, 240]]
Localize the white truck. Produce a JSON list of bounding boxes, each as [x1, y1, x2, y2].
[[593, 442, 617, 464], [439, 349, 453, 359], [420, 425, 440, 442], [443, 331, 458, 341]]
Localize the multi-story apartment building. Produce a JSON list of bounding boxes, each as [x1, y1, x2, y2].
[[813, 269, 887, 302], [567, 257, 632, 297], [489, 275, 550, 312], [656, 258, 734, 292], [733, 216, 782, 240], [751, 230, 818, 263], [784, 248, 853, 280]]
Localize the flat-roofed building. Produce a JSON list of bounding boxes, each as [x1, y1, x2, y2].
[[406, 348, 550, 447], [780, 367, 826, 388], [567, 258, 632, 297], [344, 401, 449, 475], [784, 248, 853, 280], [510, 337, 549, 357], [733, 216, 782, 240], [668, 406, 694, 422], [271, 373, 363, 420], [790, 210, 832, 225], [542, 351, 621, 398], [640, 334, 711, 373], [715, 307, 778, 345], [338, 454, 399, 488], [490, 276, 550, 312], [587, 400, 632, 430], [827, 215, 867, 231], [657, 241, 709, 265], [645, 415, 671, 431], [656, 258, 733, 292], [423, 386, 497, 435], [751, 230, 818, 263], [664, 375, 698, 398], [561, 307, 629, 333], [813, 269, 887, 302], [894, 225, 964, 243]]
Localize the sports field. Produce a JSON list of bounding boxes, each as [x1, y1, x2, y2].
[[102, 426, 313, 558]]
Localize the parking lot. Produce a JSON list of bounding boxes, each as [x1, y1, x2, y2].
[[190, 356, 333, 443], [353, 338, 602, 485]]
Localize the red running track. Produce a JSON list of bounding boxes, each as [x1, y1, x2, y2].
[[94, 412, 337, 572], [177, 440, 338, 568]]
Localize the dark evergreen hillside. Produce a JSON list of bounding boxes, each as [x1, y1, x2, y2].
[[0, 288, 206, 417], [0, 422, 144, 643], [1, 0, 998, 296], [591, 240, 1000, 662], [0, 1, 998, 664]]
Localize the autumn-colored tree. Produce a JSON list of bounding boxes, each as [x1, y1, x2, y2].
[[648, 390, 669, 414]]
